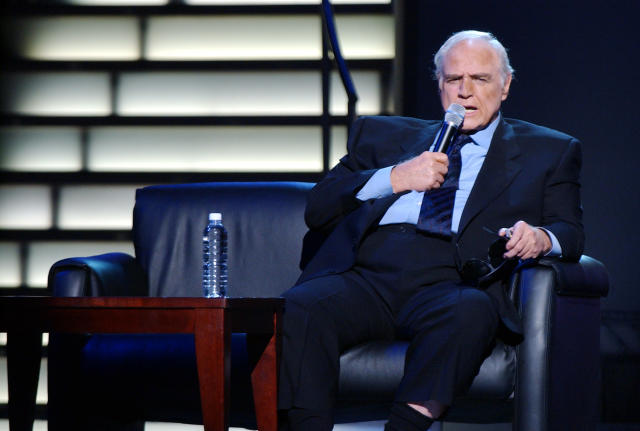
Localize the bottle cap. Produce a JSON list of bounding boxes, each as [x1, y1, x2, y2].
[[208, 213, 222, 221]]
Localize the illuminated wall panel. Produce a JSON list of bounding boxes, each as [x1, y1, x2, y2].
[[330, 126, 347, 168], [117, 72, 321, 115], [87, 126, 322, 172], [146, 16, 321, 60], [0, 358, 47, 404], [0, 127, 82, 172], [61, 0, 167, 4], [185, 0, 390, 4], [58, 185, 140, 229], [0, 73, 111, 116], [0, 243, 21, 287], [145, 14, 392, 60], [0, 185, 51, 229], [27, 241, 135, 287], [0, 357, 6, 403], [37, 359, 48, 403], [330, 70, 382, 115], [7, 17, 139, 60], [335, 15, 395, 59]]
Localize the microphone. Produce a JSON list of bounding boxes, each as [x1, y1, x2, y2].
[[433, 103, 465, 153]]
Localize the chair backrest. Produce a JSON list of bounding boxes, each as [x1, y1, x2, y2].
[[133, 181, 313, 297]]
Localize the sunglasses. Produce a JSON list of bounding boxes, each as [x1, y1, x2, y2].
[[460, 230, 518, 288]]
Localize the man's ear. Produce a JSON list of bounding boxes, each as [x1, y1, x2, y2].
[[501, 74, 512, 101]]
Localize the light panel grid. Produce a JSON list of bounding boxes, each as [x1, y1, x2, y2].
[[58, 185, 141, 230], [115, 71, 382, 116], [0, 242, 21, 287], [334, 15, 395, 59], [146, 15, 322, 60], [0, 72, 111, 116], [116, 71, 322, 115], [0, 358, 47, 404], [87, 126, 323, 172], [0, 333, 48, 347], [144, 13, 392, 60], [330, 70, 382, 115], [330, 126, 348, 168], [6, 16, 140, 61], [0, 126, 82, 172], [61, 0, 168, 4], [27, 241, 135, 287], [0, 185, 52, 229], [185, 0, 391, 4]]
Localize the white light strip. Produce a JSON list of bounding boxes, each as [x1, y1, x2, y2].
[[0, 72, 111, 116], [146, 16, 321, 60], [88, 126, 323, 172], [60, 0, 168, 4], [58, 185, 140, 229], [117, 72, 321, 115], [0, 127, 82, 172], [0, 243, 21, 287], [330, 126, 347, 168], [185, 0, 390, 4], [330, 70, 382, 115], [9, 17, 140, 61], [0, 185, 52, 229], [335, 15, 395, 59]]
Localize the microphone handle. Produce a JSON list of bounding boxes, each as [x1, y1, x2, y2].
[[433, 122, 458, 153]]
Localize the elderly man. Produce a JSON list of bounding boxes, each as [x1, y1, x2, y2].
[[278, 30, 583, 431]]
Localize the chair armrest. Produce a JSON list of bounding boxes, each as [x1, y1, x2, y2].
[[536, 255, 609, 297], [514, 255, 608, 431], [47, 252, 147, 297]]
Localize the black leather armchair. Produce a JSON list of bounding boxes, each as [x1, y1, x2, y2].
[[47, 181, 609, 430]]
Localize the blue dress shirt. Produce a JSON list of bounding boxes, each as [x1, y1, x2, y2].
[[356, 115, 562, 256]]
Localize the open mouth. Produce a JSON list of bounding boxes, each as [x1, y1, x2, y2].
[[464, 106, 478, 114]]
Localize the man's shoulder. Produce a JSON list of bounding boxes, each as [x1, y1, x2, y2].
[[502, 117, 578, 143]]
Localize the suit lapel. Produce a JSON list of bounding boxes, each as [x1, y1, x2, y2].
[[456, 119, 523, 237], [400, 122, 441, 159]]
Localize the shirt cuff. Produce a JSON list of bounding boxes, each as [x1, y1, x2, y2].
[[356, 166, 395, 201], [539, 227, 562, 257]]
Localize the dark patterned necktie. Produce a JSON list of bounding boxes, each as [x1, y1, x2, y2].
[[416, 134, 472, 237]]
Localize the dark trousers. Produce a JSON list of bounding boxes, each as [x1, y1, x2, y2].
[[278, 225, 500, 425]]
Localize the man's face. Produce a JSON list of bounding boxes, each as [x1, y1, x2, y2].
[[439, 39, 512, 133]]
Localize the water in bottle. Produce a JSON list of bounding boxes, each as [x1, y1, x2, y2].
[[202, 212, 228, 297]]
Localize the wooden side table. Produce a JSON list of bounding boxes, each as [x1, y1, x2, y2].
[[0, 296, 283, 431]]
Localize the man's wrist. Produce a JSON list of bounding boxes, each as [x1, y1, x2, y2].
[[537, 227, 562, 257], [356, 166, 394, 201], [390, 165, 404, 193], [537, 227, 553, 255]]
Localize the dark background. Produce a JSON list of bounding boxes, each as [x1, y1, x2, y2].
[[399, 0, 640, 312]]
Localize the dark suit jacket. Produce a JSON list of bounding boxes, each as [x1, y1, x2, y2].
[[298, 115, 584, 345]]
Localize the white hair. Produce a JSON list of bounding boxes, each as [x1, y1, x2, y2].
[[433, 30, 514, 84]]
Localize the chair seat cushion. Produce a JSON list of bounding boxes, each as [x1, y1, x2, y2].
[[338, 340, 516, 402]]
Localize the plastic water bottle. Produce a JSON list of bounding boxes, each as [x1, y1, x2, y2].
[[202, 212, 228, 298]]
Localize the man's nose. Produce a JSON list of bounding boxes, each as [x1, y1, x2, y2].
[[458, 77, 472, 98]]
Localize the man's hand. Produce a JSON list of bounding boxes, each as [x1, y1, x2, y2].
[[499, 220, 552, 260], [390, 151, 449, 193]]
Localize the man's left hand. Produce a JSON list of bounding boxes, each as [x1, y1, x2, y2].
[[499, 220, 552, 260]]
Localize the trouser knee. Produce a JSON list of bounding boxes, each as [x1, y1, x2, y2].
[[454, 288, 500, 342]]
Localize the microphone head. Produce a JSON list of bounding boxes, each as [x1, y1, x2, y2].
[[444, 103, 465, 127]]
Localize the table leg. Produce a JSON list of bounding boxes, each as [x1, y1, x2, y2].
[[195, 309, 231, 431], [248, 312, 281, 431], [7, 331, 42, 431]]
